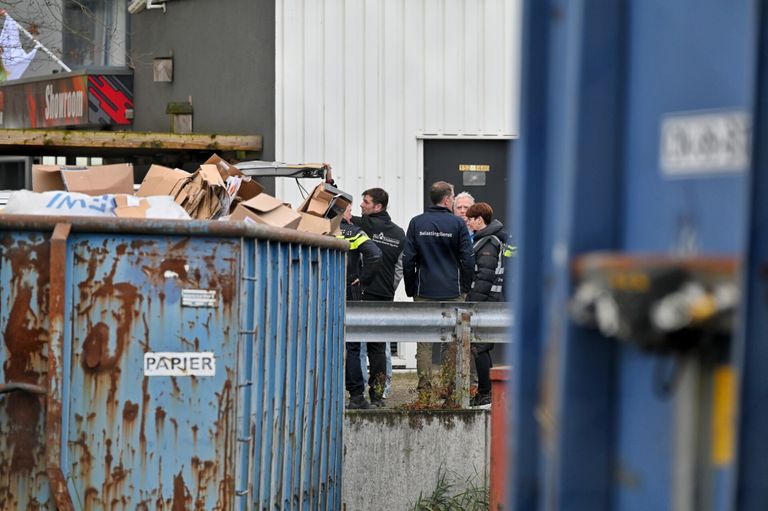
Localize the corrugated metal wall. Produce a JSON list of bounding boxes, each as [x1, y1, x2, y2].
[[275, 0, 521, 228]]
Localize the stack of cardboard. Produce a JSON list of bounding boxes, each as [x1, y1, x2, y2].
[[170, 165, 229, 220], [19, 154, 350, 236]]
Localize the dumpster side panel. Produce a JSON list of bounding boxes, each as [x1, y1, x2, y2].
[[246, 240, 345, 510], [64, 233, 240, 510], [0, 231, 53, 510]]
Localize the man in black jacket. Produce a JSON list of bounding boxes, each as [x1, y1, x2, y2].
[[403, 181, 474, 389], [351, 187, 406, 402], [339, 204, 382, 409]]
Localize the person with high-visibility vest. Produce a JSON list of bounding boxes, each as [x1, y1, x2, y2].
[[337, 204, 382, 409]]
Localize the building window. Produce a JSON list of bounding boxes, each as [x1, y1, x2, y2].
[[62, 0, 128, 68]]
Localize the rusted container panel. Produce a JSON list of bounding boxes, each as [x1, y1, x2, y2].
[[0, 217, 347, 511], [65, 233, 240, 510], [241, 240, 346, 510], [0, 230, 54, 510]]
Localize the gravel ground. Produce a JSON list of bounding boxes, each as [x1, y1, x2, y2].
[[383, 370, 421, 408]]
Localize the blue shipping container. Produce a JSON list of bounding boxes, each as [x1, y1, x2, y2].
[[0, 216, 346, 510]]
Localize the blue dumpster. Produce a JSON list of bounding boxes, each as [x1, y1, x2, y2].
[[0, 215, 346, 510]]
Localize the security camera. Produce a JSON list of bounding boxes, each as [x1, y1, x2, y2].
[[127, 0, 146, 14]]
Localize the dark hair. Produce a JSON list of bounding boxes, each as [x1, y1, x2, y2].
[[466, 202, 493, 225], [362, 187, 389, 210], [429, 181, 454, 205]]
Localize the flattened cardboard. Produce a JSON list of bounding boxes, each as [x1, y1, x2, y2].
[[114, 194, 150, 218], [230, 193, 301, 229], [137, 165, 190, 197], [33, 164, 134, 195]]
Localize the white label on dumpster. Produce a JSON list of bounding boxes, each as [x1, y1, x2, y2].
[[181, 289, 218, 307], [660, 111, 750, 176], [144, 352, 216, 376]]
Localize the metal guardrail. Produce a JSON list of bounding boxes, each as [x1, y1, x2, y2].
[[345, 301, 512, 344], [345, 301, 513, 407]]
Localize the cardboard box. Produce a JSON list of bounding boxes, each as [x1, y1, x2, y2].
[[137, 165, 190, 197], [33, 164, 135, 195], [298, 182, 352, 219], [297, 212, 343, 235], [230, 193, 301, 229], [32, 165, 65, 192]]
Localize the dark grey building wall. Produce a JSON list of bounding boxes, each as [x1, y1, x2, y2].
[[130, 0, 275, 158]]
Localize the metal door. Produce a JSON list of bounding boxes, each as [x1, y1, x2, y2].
[[423, 139, 512, 226], [64, 233, 240, 509]]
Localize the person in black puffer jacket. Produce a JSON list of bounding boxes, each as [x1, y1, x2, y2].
[[465, 202, 509, 406]]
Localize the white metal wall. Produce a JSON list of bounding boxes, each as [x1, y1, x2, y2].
[[275, 0, 521, 230]]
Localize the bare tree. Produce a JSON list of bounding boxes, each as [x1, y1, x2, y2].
[[0, 0, 131, 78]]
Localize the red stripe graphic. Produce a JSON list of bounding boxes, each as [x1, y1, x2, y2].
[[88, 75, 133, 125]]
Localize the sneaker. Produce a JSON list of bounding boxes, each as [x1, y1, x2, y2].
[[347, 395, 370, 410], [470, 393, 492, 407]]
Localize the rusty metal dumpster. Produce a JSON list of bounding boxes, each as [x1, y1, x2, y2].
[[0, 215, 347, 510]]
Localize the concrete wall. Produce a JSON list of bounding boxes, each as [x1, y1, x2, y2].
[[129, 0, 275, 158], [343, 410, 490, 511]]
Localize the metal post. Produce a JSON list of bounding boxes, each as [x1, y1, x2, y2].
[[47, 223, 75, 511], [454, 308, 472, 408]]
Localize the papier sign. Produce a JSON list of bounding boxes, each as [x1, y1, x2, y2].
[[144, 352, 216, 377]]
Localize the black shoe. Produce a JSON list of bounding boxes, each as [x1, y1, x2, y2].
[[347, 395, 370, 410], [470, 393, 492, 407], [370, 399, 386, 408]]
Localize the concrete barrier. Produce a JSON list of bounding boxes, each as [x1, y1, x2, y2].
[[342, 409, 490, 510]]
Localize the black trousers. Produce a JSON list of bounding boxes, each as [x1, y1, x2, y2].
[[345, 293, 389, 400], [473, 347, 493, 396], [361, 293, 388, 401], [346, 341, 366, 396]]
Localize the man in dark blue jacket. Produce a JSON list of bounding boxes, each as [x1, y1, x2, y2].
[[403, 181, 474, 390]]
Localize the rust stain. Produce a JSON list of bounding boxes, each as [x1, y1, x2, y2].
[[122, 401, 139, 422], [191, 457, 218, 510], [172, 470, 189, 511], [215, 377, 234, 510], [5, 392, 42, 473], [84, 487, 98, 506], [3, 267, 48, 476], [155, 406, 166, 437], [139, 374, 149, 465], [160, 258, 189, 280], [71, 431, 94, 477], [104, 438, 113, 475], [82, 322, 108, 369]]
